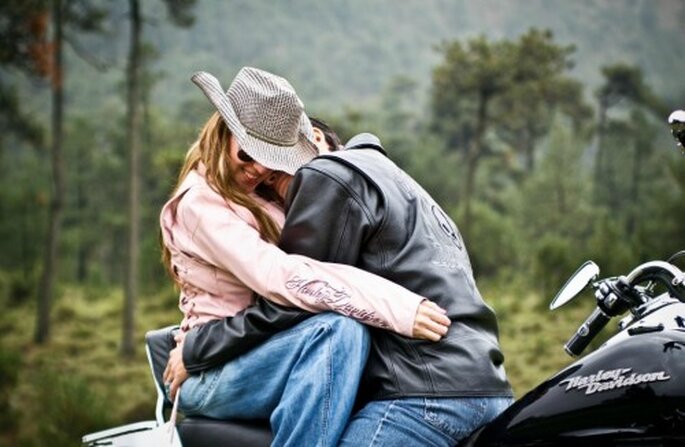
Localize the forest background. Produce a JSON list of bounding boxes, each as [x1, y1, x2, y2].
[[1, 0, 685, 445]]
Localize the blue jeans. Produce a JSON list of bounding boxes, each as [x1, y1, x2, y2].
[[339, 396, 514, 446], [177, 313, 370, 447]]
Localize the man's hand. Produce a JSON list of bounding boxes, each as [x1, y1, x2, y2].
[[412, 300, 451, 342], [163, 344, 189, 401]]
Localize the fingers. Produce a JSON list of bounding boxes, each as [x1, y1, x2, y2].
[[425, 300, 448, 314], [412, 300, 451, 342], [421, 301, 450, 328], [163, 361, 171, 384], [416, 320, 448, 341], [163, 347, 179, 396], [165, 346, 189, 401], [169, 368, 189, 401]]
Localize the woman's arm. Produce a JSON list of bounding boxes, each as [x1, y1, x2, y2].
[[178, 185, 432, 338]]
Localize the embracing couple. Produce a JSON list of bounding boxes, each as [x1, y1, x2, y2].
[[159, 66, 513, 446]]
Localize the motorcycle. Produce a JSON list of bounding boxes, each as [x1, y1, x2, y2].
[[83, 113, 685, 446]]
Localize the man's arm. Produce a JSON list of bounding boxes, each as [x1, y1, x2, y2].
[[182, 297, 312, 373], [280, 162, 372, 263]]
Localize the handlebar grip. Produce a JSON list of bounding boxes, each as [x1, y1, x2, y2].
[[564, 308, 611, 357]]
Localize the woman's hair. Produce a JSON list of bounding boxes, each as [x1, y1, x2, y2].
[[161, 112, 281, 280]]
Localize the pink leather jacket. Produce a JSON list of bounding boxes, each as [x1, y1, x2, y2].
[[159, 167, 423, 338]]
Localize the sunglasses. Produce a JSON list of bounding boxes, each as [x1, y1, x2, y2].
[[237, 149, 255, 163]]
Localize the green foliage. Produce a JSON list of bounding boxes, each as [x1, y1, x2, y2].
[[532, 235, 578, 304], [657, 156, 685, 255], [585, 215, 637, 276], [596, 63, 666, 117], [160, 0, 198, 28], [1, 286, 178, 445], [461, 201, 521, 279], [20, 368, 113, 447], [394, 133, 464, 211], [481, 281, 601, 396], [0, 87, 44, 147], [497, 29, 592, 171], [0, 268, 38, 306], [431, 35, 515, 152], [0, 348, 21, 432], [0, 138, 49, 281], [514, 119, 594, 242]]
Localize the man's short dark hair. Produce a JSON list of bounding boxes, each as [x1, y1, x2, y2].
[[309, 117, 342, 152]]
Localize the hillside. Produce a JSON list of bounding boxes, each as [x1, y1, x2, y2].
[[61, 0, 685, 117]]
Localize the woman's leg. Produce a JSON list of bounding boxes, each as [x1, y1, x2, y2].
[[179, 312, 370, 447], [339, 396, 513, 447]]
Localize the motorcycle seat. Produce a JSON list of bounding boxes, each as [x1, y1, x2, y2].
[[145, 326, 273, 447]]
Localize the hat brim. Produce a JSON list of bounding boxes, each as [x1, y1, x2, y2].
[[191, 71, 317, 175]]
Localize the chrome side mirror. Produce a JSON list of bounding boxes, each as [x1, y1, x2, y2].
[[550, 261, 600, 310], [669, 110, 685, 153]]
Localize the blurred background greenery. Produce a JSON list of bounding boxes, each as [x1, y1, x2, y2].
[[1, 0, 684, 445]]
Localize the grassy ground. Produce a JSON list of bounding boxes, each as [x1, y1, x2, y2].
[[0, 280, 603, 446], [482, 281, 600, 395], [0, 285, 180, 447]]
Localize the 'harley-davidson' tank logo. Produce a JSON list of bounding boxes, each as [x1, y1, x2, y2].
[[560, 368, 671, 395]]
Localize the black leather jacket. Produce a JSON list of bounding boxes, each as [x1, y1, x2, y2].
[[183, 134, 512, 401]]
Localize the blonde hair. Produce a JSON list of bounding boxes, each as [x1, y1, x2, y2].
[[161, 112, 281, 280]]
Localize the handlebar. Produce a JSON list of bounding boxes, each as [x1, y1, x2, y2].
[[560, 257, 685, 357], [562, 259, 684, 357], [564, 307, 611, 357], [626, 260, 685, 289]]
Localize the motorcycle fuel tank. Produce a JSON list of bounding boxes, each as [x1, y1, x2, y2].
[[466, 327, 685, 446]]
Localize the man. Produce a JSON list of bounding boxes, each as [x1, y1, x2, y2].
[[166, 122, 513, 445]]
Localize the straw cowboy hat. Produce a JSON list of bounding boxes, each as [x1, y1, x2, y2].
[[191, 67, 318, 175]]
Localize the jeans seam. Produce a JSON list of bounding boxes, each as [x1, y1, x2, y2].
[[422, 398, 456, 442], [187, 368, 221, 414], [369, 400, 397, 446], [321, 327, 332, 446]]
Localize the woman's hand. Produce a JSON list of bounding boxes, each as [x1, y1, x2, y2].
[[163, 344, 190, 400], [412, 300, 451, 341]]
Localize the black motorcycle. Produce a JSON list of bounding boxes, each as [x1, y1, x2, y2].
[[83, 113, 685, 446]]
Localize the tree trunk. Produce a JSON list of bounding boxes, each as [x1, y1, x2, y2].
[[463, 90, 488, 241], [593, 99, 608, 203], [35, 0, 64, 344], [626, 137, 643, 236], [75, 137, 88, 282], [122, 0, 141, 357], [524, 127, 535, 172]]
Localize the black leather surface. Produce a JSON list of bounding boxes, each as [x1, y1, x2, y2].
[[179, 417, 272, 447], [145, 325, 178, 406]]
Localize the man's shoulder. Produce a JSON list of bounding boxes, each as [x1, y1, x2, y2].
[[306, 148, 385, 177], [300, 154, 362, 183], [298, 132, 392, 189]]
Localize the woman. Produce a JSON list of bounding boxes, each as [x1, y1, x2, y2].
[[159, 67, 450, 446]]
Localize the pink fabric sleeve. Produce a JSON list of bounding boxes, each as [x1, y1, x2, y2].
[[178, 185, 423, 337]]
